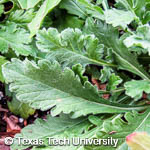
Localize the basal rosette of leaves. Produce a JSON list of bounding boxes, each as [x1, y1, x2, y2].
[[0, 0, 150, 150]]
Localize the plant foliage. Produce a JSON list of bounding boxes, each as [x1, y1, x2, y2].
[[0, 0, 150, 150]]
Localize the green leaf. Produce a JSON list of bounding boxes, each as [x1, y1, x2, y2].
[[0, 56, 8, 82], [60, 0, 104, 20], [72, 64, 88, 84], [2, 59, 147, 119], [11, 114, 90, 150], [115, 0, 145, 22], [107, 73, 122, 91], [105, 9, 135, 29], [28, 0, 62, 37], [11, 109, 150, 150], [143, 11, 150, 24], [124, 25, 150, 55], [7, 96, 35, 119], [100, 67, 113, 83], [98, 109, 150, 150], [81, 110, 150, 150], [5, 85, 35, 119], [96, 0, 103, 5], [124, 80, 150, 100], [116, 0, 145, 11], [36, 27, 115, 67], [60, 0, 87, 19], [8, 9, 35, 24], [88, 115, 103, 126], [84, 18, 150, 80], [17, 0, 42, 9], [0, 4, 4, 16], [0, 23, 36, 56], [77, 0, 104, 20]]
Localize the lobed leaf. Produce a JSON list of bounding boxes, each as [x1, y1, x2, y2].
[[124, 80, 150, 100], [84, 18, 150, 80], [11, 109, 150, 150], [60, 0, 104, 20], [105, 8, 135, 29], [124, 25, 150, 55], [8, 9, 35, 24], [36, 27, 115, 67], [0, 23, 36, 56], [2, 59, 147, 119], [11, 114, 90, 150], [103, 109, 150, 150], [107, 73, 123, 91]]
